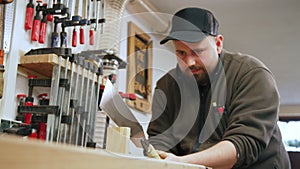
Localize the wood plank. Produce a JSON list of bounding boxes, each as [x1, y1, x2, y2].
[[106, 127, 130, 154], [19, 54, 99, 82], [0, 135, 209, 169], [19, 54, 69, 77]]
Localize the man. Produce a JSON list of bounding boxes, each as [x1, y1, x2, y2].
[[147, 7, 291, 169]]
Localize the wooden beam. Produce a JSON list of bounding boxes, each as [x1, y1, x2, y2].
[[0, 135, 209, 169]]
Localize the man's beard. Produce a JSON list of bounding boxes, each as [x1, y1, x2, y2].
[[194, 72, 209, 86], [183, 67, 210, 86]]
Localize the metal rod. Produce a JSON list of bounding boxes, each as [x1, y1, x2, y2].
[[63, 60, 75, 143], [56, 56, 69, 142], [47, 56, 62, 143], [69, 57, 80, 144], [75, 57, 86, 146]]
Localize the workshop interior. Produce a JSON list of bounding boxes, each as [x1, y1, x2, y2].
[[0, 0, 299, 168]]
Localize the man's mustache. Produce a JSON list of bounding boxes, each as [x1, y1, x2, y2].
[[187, 66, 207, 73]]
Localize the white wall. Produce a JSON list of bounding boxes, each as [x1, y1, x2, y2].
[[116, 10, 177, 133]]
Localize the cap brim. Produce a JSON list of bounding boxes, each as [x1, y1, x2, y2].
[[160, 31, 207, 45]]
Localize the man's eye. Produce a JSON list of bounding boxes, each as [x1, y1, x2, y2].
[[176, 51, 186, 57]]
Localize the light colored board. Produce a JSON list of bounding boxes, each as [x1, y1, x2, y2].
[[19, 54, 99, 82], [0, 135, 209, 169], [106, 127, 130, 154], [19, 54, 70, 78]]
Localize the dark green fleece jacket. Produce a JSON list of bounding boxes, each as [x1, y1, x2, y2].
[[147, 50, 290, 169]]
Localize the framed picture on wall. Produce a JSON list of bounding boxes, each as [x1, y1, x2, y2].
[[126, 21, 153, 113]]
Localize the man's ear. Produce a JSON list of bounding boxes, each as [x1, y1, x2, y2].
[[216, 35, 224, 54]]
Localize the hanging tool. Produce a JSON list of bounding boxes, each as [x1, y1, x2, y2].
[[80, 0, 89, 45], [72, 0, 81, 20], [37, 93, 49, 140], [71, 0, 81, 47], [17, 94, 27, 107], [65, 0, 72, 17], [31, 0, 43, 42], [24, 0, 34, 31], [99, 0, 105, 34], [90, 0, 100, 31], [60, 25, 67, 47], [46, 0, 53, 22], [38, 3, 48, 44], [38, 93, 49, 105], [71, 27, 77, 47], [50, 1, 70, 47], [24, 76, 36, 125], [89, 0, 100, 45], [39, 0, 55, 43], [61, 19, 87, 48], [51, 17, 60, 47], [89, 27, 94, 45], [2, 0, 15, 54], [88, 0, 95, 46], [24, 76, 37, 138], [16, 94, 27, 122], [51, 21, 59, 47]]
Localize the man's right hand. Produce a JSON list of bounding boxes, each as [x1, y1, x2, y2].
[[157, 150, 183, 162]]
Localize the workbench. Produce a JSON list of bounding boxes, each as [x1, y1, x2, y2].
[[0, 135, 210, 169]]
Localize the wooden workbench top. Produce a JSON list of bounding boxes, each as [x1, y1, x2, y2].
[[0, 135, 209, 169]]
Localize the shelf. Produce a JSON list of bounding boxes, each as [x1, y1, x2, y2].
[[19, 54, 70, 78], [19, 54, 100, 82]]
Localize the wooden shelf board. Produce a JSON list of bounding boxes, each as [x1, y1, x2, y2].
[[19, 54, 99, 82]]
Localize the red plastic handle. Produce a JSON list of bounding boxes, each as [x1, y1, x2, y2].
[[39, 21, 47, 43], [24, 113, 33, 125], [72, 28, 77, 47], [47, 14, 54, 22], [38, 123, 47, 140], [17, 94, 27, 99], [38, 93, 48, 98], [89, 29, 94, 45], [25, 7, 34, 30], [80, 27, 84, 44], [119, 92, 137, 100], [31, 19, 41, 41]]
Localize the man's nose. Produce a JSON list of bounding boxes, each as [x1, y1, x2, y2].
[[184, 55, 196, 66]]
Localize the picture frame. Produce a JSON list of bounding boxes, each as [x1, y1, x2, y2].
[[126, 22, 153, 113]]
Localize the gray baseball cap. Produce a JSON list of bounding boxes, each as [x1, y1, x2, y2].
[[160, 7, 219, 45]]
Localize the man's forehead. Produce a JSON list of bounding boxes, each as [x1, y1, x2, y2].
[[173, 38, 209, 47]]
